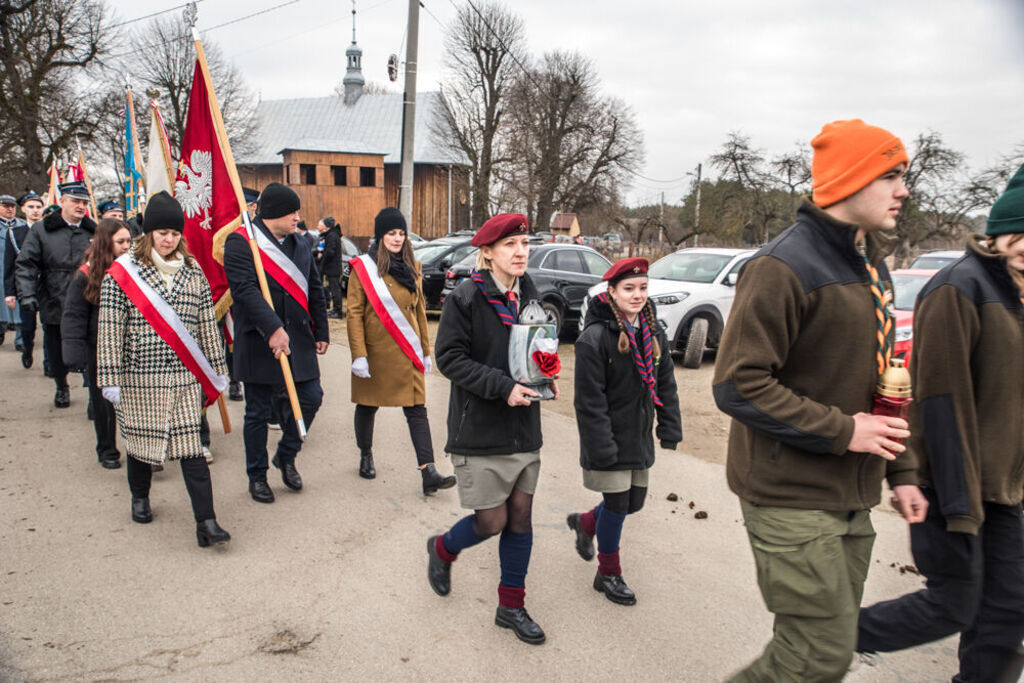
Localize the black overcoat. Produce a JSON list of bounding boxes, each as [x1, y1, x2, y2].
[[15, 212, 96, 324], [574, 296, 682, 471], [223, 218, 329, 385], [60, 268, 97, 372], [435, 270, 542, 456], [320, 225, 343, 277], [3, 220, 29, 296]]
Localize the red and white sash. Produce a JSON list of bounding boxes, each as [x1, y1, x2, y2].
[[108, 254, 227, 407], [235, 224, 309, 314], [349, 254, 425, 373]]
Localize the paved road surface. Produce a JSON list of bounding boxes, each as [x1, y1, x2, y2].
[[0, 318, 957, 681]]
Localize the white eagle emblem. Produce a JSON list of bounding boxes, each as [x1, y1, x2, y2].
[[175, 150, 213, 230]]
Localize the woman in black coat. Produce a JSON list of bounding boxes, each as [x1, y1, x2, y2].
[[567, 257, 681, 605], [318, 216, 344, 318], [61, 218, 134, 468]]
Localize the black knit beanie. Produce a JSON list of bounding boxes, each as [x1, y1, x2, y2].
[[374, 207, 406, 241], [143, 191, 185, 233], [259, 182, 301, 219]]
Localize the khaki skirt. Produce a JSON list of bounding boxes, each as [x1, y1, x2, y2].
[[582, 467, 650, 493], [450, 451, 541, 510]]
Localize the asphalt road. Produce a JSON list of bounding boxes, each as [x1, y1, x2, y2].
[[0, 317, 958, 681]]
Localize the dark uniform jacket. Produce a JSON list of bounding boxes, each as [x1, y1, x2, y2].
[[574, 296, 681, 471], [320, 225, 343, 277], [223, 217, 329, 385], [908, 235, 1024, 535], [60, 268, 97, 372], [435, 270, 542, 456], [15, 212, 96, 324], [3, 220, 29, 297], [713, 199, 916, 512]]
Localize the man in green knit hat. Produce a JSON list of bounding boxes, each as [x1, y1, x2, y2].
[[857, 163, 1024, 682]]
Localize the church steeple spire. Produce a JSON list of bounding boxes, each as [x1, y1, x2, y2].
[[343, 0, 365, 104]]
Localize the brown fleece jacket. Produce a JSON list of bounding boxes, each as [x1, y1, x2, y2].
[[713, 200, 917, 512], [907, 235, 1024, 535]]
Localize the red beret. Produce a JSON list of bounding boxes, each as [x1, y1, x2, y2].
[[471, 212, 530, 247], [602, 257, 649, 283]]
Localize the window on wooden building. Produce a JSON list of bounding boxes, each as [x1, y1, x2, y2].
[[332, 166, 347, 186], [300, 164, 317, 185], [359, 167, 376, 187]]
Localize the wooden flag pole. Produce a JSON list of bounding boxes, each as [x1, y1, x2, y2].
[[192, 28, 306, 440], [75, 137, 99, 219], [151, 102, 176, 191], [216, 394, 232, 433]]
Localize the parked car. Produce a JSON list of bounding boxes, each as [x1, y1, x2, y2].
[[890, 268, 938, 364], [414, 237, 479, 309], [441, 243, 612, 335], [338, 235, 363, 293], [908, 249, 962, 270], [579, 247, 756, 368], [407, 231, 427, 245], [534, 231, 555, 243], [554, 234, 572, 244], [601, 233, 624, 247]]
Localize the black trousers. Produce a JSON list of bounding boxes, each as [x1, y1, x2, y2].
[[354, 403, 435, 466], [19, 307, 36, 352], [327, 275, 344, 314], [125, 455, 216, 522], [87, 349, 118, 461], [43, 323, 68, 388], [243, 379, 322, 482], [858, 488, 1024, 682]]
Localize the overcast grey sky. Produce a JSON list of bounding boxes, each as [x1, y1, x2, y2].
[[108, 0, 1024, 206]]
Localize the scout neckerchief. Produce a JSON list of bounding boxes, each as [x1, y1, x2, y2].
[[855, 238, 894, 376], [597, 292, 662, 406], [470, 270, 518, 326], [107, 254, 227, 407], [349, 254, 426, 372], [234, 224, 310, 315]]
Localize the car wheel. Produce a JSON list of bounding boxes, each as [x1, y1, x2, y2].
[[682, 317, 708, 369], [542, 300, 563, 335]]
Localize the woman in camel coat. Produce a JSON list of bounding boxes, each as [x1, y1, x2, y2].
[[347, 207, 456, 495]]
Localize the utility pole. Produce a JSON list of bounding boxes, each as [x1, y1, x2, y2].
[[693, 162, 702, 247], [397, 0, 419, 226], [658, 191, 665, 244]]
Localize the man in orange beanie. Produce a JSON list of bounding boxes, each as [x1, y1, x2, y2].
[[713, 119, 929, 681]]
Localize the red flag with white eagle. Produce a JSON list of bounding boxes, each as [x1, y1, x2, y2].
[[175, 56, 245, 318]]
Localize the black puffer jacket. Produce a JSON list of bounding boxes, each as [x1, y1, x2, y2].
[[320, 225, 343, 277], [60, 268, 97, 372], [574, 296, 681, 470], [15, 212, 96, 324], [435, 270, 543, 456]]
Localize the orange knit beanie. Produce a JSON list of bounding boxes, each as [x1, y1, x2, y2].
[[811, 119, 908, 207]]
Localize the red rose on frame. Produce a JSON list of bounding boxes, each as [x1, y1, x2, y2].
[[531, 350, 561, 378]]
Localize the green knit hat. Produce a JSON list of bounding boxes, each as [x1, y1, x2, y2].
[[987, 163, 1024, 236]]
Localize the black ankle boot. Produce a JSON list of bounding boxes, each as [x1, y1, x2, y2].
[[421, 463, 456, 494], [359, 450, 375, 479], [131, 497, 153, 523], [196, 519, 231, 547]]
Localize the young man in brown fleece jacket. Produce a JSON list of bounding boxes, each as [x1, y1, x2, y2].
[[857, 164, 1024, 683], [713, 119, 929, 682]]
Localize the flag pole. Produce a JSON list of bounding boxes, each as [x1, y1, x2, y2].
[[151, 102, 176, 191], [125, 85, 146, 209], [75, 136, 99, 219], [191, 27, 306, 440]]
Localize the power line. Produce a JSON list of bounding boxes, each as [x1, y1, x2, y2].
[[107, 1, 205, 30]]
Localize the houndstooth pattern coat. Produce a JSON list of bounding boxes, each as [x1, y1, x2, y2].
[[96, 252, 227, 464]]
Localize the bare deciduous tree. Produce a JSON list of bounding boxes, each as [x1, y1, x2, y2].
[[434, 0, 526, 227], [0, 0, 114, 191]]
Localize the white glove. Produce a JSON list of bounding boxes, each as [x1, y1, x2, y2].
[[102, 386, 121, 405], [352, 357, 371, 378], [423, 356, 433, 375]]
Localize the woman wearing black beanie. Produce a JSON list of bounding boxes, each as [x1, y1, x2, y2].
[[346, 207, 456, 494]]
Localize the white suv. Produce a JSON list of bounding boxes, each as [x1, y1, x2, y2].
[[579, 248, 756, 368]]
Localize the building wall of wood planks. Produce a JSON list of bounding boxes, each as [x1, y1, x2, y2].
[[239, 152, 470, 245]]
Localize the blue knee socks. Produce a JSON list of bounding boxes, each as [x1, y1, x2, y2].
[[441, 514, 485, 557], [595, 506, 626, 554], [498, 529, 533, 588]]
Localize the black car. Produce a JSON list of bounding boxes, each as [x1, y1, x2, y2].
[[414, 237, 479, 310], [441, 243, 611, 335]]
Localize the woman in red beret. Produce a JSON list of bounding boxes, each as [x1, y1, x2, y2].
[[567, 257, 681, 604], [426, 212, 555, 644]]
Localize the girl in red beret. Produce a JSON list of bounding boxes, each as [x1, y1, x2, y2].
[[426, 212, 554, 644], [567, 257, 681, 604]]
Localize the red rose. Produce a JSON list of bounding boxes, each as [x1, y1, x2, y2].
[[531, 350, 561, 378]]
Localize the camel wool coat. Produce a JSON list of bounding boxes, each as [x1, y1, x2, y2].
[[346, 259, 430, 407]]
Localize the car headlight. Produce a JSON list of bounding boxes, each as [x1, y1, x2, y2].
[[650, 292, 690, 306], [894, 326, 912, 343]]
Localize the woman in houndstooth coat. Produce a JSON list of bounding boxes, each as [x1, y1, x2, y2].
[[96, 191, 231, 548]]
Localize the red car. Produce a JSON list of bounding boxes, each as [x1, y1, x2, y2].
[[890, 268, 938, 364]]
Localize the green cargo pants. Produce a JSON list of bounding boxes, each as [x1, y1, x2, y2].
[[728, 501, 876, 683]]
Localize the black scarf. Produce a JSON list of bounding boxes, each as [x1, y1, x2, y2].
[[369, 243, 417, 293]]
